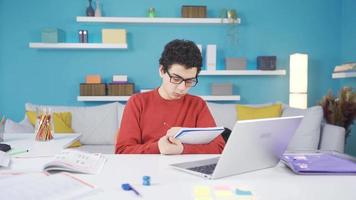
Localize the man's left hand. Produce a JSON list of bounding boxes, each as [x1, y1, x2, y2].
[[158, 135, 183, 155]]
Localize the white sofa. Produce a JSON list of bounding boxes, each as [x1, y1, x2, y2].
[[5, 102, 346, 154]]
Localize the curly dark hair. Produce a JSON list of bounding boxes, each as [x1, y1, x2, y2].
[[159, 39, 202, 75]]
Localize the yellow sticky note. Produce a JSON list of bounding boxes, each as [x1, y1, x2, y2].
[[194, 186, 211, 196]]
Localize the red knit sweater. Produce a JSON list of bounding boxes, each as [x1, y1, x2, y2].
[[115, 89, 225, 154]]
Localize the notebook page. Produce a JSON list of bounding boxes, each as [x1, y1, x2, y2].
[[0, 173, 95, 200]]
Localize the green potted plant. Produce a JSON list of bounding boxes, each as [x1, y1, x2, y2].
[[319, 87, 356, 139]]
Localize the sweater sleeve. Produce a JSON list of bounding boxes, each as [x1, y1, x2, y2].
[[182, 100, 225, 154], [115, 96, 160, 154]]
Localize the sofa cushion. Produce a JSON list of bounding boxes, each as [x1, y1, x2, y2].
[[4, 118, 34, 133], [319, 123, 345, 152], [207, 103, 236, 130], [25, 102, 125, 145], [282, 106, 323, 151], [236, 104, 282, 120], [73, 144, 115, 154]]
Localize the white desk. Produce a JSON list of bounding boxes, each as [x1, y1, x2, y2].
[[6, 154, 356, 200], [3, 133, 81, 157]]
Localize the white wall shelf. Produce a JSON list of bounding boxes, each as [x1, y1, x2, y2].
[[78, 96, 131, 102], [199, 70, 286, 76], [29, 43, 128, 49], [76, 16, 241, 24], [332, 72, 356, 79], [77, 95, 240, 102], [199, 95, 241, 101]]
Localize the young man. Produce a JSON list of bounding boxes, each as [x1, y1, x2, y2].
[[115, 39, 225, 154]]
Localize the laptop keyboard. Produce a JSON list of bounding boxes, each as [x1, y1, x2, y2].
[[188, 163, 217, 175]]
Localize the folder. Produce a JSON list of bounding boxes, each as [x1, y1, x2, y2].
[[282, 151, 356, 174]]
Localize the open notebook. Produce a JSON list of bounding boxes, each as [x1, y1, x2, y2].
[[174, 127, 224, 144], [282, 151, 356, 174], [43, 149, 107, 174]]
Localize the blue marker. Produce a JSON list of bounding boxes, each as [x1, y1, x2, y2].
[[121, 183, 142, 197]]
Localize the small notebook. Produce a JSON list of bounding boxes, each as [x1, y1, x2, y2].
[[282, 151, 356, 174], [43, 149, 106, 174], [174, 127, 224, 144]]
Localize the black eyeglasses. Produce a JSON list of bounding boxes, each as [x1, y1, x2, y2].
[[166, 70, 198, 87]]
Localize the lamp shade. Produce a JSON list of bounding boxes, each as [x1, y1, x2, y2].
[[289, 53, 308, 93], [289, 53, 308, 109]]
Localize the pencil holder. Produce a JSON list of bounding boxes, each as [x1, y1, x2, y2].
[[34, 108, 54, 141]]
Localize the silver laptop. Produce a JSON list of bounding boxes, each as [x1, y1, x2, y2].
[[171, 116, 303, 179]]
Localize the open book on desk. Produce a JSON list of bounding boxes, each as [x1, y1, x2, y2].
[[43, 149, 107, 175], [174, 127, 224, 144], [282, 151, 356, 175]]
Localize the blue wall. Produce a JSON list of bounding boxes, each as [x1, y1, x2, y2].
[[0, 1, 354, 151], [340, 0, 356, 155]]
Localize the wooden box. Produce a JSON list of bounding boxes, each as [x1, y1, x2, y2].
[[181, 6, 207, 18], [107, 83, 134, 96], [80, 83, 106, 96]]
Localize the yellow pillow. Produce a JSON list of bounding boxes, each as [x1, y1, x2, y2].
[[26, 111, 81, 147], [236, 104, 282, 120]]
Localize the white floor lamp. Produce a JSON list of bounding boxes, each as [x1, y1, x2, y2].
[[289, 53, 308, 109]]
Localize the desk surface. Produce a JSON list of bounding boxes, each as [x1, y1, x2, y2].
[[4, 133, 81, 157], [6, 154, 356, 200]]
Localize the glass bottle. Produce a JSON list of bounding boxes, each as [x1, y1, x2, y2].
[[86, 0, 95, 17], [148, 8, 156, 18], [95, 0, 102, 17]]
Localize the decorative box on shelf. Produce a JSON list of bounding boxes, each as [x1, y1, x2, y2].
[[41, 28, 65, 43], [211, 83, 233, 96], [225, 58, 247, 70], [80, 83, 106, 96], [257, 56, 277, 70], [85, 75, 102, 84], [102, 29, 127, 44], [181, 5, 207, 18], [107, 83, 134, 96]]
